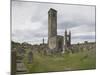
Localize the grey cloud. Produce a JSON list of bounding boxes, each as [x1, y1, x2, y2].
[[12, 28, 48, 44], [57, 14, 95, 30], [12, 1, 96, 44], [72, 35, 95, 40]]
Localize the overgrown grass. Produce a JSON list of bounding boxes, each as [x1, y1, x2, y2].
[[24, 49, 96, 73]]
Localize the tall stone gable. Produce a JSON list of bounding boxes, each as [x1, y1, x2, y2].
[[64, 30, 71, 50]]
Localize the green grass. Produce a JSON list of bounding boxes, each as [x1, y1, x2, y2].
[[24, 49, 96, 73]]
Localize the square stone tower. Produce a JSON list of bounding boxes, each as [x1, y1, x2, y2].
[[48, 8, 57, 51], [48, 8, 57, 38]]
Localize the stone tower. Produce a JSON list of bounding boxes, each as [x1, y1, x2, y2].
[[48, 8, 64, 53], [48, 8, 57, 39], [48, 8, 57, 51]]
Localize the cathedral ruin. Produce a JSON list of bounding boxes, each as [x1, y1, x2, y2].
[[48, 8, 71, 53]]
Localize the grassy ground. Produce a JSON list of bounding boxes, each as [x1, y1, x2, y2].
[[24, 49, 96, 73]]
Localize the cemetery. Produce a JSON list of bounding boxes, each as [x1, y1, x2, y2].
[[11, 8, 96, 74], [11, 40, 96, 74]]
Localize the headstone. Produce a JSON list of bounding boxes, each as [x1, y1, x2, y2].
[[16, 62, 27, 74], [28, 51, 33, 64]]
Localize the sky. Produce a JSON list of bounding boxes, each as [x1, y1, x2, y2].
[[12, 0, 96, 45]]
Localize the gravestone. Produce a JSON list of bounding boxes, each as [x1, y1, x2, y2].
[[28, 51, 33, 64], [16, 62, 27, 74]]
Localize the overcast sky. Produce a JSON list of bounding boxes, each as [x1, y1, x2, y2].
[[12, 0, 96, 45]]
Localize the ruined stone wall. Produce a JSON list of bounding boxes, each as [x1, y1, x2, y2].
[[48, 36, 57, 50], [56, 36, 64, 52]]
